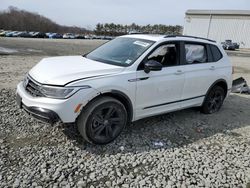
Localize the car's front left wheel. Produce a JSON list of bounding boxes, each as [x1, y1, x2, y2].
[[77, 96, 127, 145]]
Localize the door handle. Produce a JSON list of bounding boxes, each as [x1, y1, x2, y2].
[[209, 66, 215, 70], [175, 70, 184, 75]]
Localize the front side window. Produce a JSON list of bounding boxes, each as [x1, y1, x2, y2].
[[147, 43, 178, 67], [86, 37, 154, 67], [185, 44, 207, 64]]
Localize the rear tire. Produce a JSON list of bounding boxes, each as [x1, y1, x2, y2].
[[77, 96, 127, 145], [201, 86, 225, 114]]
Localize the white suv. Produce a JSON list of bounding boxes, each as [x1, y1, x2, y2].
[[16, 35, 232, 144]]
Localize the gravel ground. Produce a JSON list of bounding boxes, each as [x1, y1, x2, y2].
[[0, 37, 106, 56], [1, 89, 250, 187], [0, 38, 250, 187]]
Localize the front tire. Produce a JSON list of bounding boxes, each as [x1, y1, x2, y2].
[[201, 86, 225, 114], [77, 97, 127, 145]]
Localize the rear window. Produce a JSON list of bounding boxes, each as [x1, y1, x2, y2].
[[210, 45, 223, 62], [185, 44, 208, 64]]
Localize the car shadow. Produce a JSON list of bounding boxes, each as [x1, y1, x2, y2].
[[61, 94, 250, 154]]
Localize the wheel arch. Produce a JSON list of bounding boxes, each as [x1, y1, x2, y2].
[[102, 90, 133, 123], [203, 79, 228, 104], [80, 89, 133, 124]]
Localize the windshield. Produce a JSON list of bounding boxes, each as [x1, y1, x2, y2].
[[86, 37, 154, 67]]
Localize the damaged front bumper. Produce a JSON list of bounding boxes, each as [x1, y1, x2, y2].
[[16, 92, 60, 124]]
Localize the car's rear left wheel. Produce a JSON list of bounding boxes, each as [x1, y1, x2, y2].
[[77, 96, 127, 145], [201, 85, 225, 114]]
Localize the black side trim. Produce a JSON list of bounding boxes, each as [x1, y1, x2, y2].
[[109, 90, 133, 122], [139, 77, 149, 80], [22, 104, 60, 124], [143, 95, 205, 109], [128, 77, 149, 82]]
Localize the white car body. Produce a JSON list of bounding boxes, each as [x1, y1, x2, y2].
[[63, 33, 75, 39], [16, 34, 232, 124]]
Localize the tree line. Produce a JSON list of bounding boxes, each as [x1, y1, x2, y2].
[[0, 7, 88, 33], [94, 23, 183, 36], [0, 7, 183, 36]]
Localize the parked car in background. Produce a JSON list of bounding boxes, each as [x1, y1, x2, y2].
[[12, 31, 23, 37], [49, 33, 62, 39], [63, 33, 75, 39], [5, 31, 19, 37], [84, 35, 91, 39], [103, 36, 114, 40], [19, 31, 31, 38], [221, 40, 239, 50], [75, 34, 85, 39], [0, 30, 10, 37], [45, 32, 53, 38], [16, 34, 232, 144], [32, 32, 46, 38], [29, 31, 36, 37], [86, 34, 100, 40], [232, 42, 240, 49]]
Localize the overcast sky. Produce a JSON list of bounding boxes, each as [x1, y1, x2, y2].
[[1, 0, 249, 29]]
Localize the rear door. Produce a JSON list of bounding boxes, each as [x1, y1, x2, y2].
[[180, 42, 219, 108]]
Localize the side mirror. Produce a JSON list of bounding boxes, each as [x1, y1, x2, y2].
[[144, 60, 163, 73]]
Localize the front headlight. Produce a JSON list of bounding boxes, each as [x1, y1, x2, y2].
[[40, 85, 90, 99]]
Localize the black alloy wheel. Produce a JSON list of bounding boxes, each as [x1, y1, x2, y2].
[[77, 97, 127, 144], [88, 104, 126, 144], [202, 86, 225, 114]]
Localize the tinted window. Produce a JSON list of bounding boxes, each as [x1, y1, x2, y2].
[[210, 45, 222, 62], [148, 43, 178, 67], [185, 44, 207, 64]]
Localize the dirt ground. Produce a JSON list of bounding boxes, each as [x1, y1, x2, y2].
[[0, 38, 250, 187]]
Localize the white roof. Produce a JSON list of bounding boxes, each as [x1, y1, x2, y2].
[[186, 9, 250, 16]]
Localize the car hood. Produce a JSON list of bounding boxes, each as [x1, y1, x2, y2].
[[29, 56, 125, 86]]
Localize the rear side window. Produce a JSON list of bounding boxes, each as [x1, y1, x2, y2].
[[185, 44, 207, 64], [210, 45, 223, 62]]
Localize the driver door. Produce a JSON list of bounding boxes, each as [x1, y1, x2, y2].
[[135, 42, 185, 120]]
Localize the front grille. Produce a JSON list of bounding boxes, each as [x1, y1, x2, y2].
[[25, 77, 44, 97]]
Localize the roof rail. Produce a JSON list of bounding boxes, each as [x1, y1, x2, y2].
[[164, 35, 216, 43], [128, 32, 149, 35]]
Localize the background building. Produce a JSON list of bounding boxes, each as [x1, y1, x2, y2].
[[183, 10, 250, 48]]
